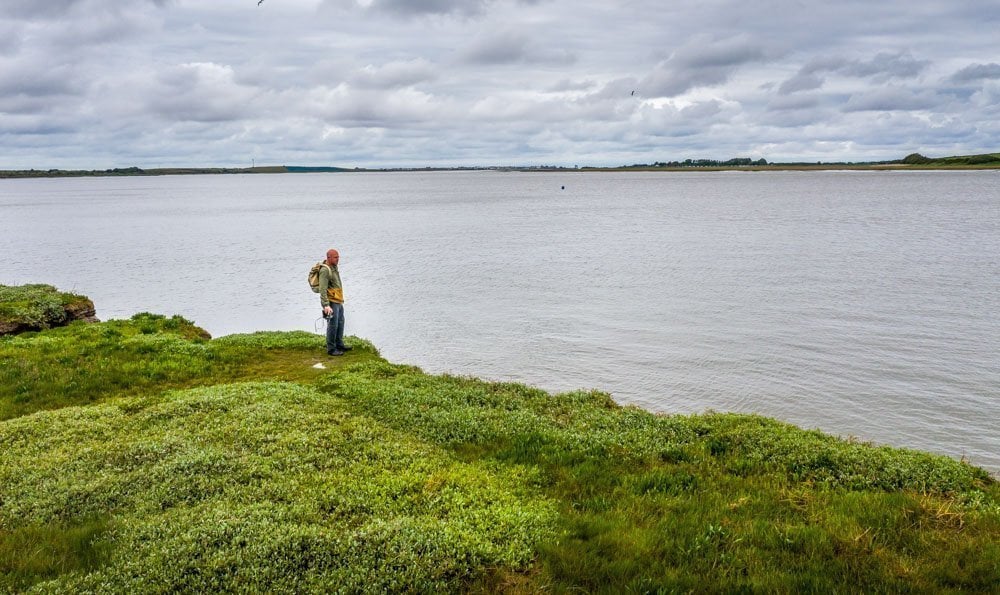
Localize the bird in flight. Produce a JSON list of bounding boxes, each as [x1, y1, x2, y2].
[[258, 0, 264, 5]]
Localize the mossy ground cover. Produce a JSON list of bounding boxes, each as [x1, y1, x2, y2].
[[1, 309, 998, 593]]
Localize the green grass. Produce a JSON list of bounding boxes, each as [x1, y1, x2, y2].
[[318, 361, 999, 592], [0, 313, 374, 420], [1, 295, 997, 593], [1, 382, 554, 592], [0, 518, 109, 592]]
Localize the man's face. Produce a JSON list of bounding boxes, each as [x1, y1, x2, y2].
[[327, 251, 340, 266]]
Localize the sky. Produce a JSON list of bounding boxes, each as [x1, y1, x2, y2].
[[1, 0, 998, 168]]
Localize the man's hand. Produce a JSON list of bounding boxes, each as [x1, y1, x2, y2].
[[323, 306, 333, 317]]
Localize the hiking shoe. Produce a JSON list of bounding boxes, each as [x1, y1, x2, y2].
[[328, 350, 345, 356], [337, 345, 353, 351]]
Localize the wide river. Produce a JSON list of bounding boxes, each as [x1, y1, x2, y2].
[[2, 170, 998, 473]]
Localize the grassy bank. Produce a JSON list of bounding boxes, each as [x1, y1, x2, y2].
[[1, 300, 997, 592]]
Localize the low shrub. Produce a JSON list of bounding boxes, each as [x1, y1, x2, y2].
[[2, 298, 997, 592], [0, 383, 556, 593]]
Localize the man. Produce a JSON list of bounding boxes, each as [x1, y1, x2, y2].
[[319, 248, 352, 356]]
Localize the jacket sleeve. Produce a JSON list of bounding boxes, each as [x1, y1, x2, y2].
[[318, 265, 331, 307]]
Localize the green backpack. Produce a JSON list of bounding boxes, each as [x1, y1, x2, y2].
[[308, 261, 329, 293]]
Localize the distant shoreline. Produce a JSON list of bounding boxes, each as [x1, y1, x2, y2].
[[0, 166, 345, 179], [3, 152, 999, 178], [579, 163, 1000, 172], [3, 162, 1000, 179]]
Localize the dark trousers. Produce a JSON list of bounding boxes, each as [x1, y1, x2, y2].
[[325, 303, 345, 352]]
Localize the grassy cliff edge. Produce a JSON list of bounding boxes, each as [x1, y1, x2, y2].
[[1, 286, 997, 593], [0, 285, 97, 337]]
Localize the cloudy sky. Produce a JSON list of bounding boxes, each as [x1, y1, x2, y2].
[[2, 0, 998, 168]]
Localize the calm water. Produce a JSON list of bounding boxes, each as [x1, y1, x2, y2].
[[2, 171, 998, 473]]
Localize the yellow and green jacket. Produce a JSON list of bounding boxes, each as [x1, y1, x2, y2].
[[318, 264, 343, 306]]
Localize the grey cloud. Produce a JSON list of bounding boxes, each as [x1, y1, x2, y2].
[[0, 25, 21, 54], [841, 52, 928, 80], [581, 77, 640, 103], [799, 56, 848, 76], [630, 100, 731, 140], [843, 87, 940, 112], [776, 51, 931, 99], [146, 63, 259, 123], [461, 30, 575, 65], [970, 82, 1000, 114], [680, 36, 770, 69], [463, 31, 530, 64], [348, 59, 438, 89], [839, 111, 963, 150], [0, 0, 87, 19], [51, 13, 150, 49], [950, 63, 1000, 82], [801, 51, 929, 82], [366, 0, 491, 18], [759, 94, 839, 129], [360, 0, 546, 18], [0, 60, 85, 101], [0, 0, 171, 20], [0, 1, 164, 59], [0, 115, 77, 137], [768, 94, 821, 111], [302, 85, 445, 128], [469, 94, 564, 124], [760, 108, 836, 129], [639, 35, 772, 98], [680, 100, 723, 120], [548, 79, 598, 93], [778, 73, 823, 95]]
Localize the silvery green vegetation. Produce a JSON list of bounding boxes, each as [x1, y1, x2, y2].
[[1, 285, 997, 592]]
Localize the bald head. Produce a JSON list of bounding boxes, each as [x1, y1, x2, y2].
[[326, 249, 340, 266]]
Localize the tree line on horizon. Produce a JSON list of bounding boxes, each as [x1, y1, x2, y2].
[[2, 152, 999, 178], [624, 152, 1000, 169]]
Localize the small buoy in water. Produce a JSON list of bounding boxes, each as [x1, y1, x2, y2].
[[561, 185, 565, 190]]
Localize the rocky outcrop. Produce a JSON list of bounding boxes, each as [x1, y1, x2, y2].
[[0, 284, 100, 336], [64, 298, 100, 324]]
